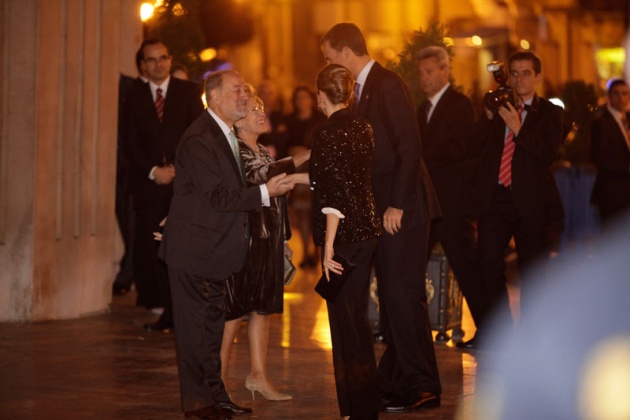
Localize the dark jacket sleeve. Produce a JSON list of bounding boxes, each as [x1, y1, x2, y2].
[[377, 74, 422, 211]]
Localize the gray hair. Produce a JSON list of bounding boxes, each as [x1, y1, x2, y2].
[[415, 46, 450, 69]]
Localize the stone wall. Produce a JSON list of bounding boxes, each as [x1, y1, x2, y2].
[[0, 0, 141, 321]]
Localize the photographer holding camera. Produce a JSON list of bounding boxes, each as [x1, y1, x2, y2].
[[472, 51, 564, 335]]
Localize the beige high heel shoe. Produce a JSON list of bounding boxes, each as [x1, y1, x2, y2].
[[245, 375, 292, 401]]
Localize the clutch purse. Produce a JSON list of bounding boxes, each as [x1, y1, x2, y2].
[[314, 252, 356, 302], [284, 255, 297, 286]]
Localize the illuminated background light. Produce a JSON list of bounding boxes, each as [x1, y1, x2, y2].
[[140, 3, 154, 22]]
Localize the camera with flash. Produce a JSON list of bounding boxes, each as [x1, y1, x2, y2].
[[484, 61, 516, 112]]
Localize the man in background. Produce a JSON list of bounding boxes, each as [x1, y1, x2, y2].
[[416, 46, 487, 349], [591, 78, 630, 226], [122, 38, 204, 331]]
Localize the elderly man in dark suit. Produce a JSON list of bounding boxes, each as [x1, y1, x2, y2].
[[591, 78, 630, 226], [321, 23, 442, 414], [415, 46, 487, 350], [123, 39, 204, 331], [473, 51, 564, 328], [158, 70, 292, 419]]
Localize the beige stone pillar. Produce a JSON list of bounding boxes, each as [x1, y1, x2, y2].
[[0, 0, 141, 321]]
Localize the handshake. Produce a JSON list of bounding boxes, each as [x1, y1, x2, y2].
[[266, 173, 309, 198]]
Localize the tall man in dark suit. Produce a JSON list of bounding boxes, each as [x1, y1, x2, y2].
[[473, 51, 564, 327], [415, 46, 487, 350], [321, 23, 443, 413], [122, 39, 204, 330], [158, 70, 292, 419], [591, 79, 630, 226]]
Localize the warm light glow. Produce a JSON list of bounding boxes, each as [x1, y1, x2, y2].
[[471, 35, 483, 47], [281, 292, 304, 348], [310, 300, 332, 350], [200, 48, 217, 62], [140, 3, 155, 22], [201, 93, 207, 108], [443, 37, 454, 46], [549, 97, 565, 109], [172, 2, 185, 16], [520, 39, 531, 50]]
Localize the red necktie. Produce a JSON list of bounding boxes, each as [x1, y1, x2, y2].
[[155, 87, 165, 123], [498, 105, 524, 187]]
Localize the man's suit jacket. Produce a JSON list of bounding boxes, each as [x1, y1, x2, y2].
[[473, 95, 564, 220], [123, 77, 204, 209], [590, 109, 630, 212], [418, 86, 477, 218], [158, 111, 263, 280], [356, 62, 441, 227]]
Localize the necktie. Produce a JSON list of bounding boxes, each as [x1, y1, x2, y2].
[[228, 130, 243, 173], [425, 101, 433, 123], [155, 87, 165, 123], [498, 105, 524, 187], [353, 82, 361, 113]]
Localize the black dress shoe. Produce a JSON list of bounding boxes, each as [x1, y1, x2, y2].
[[456, 336, 478, 350], [382, 391, 440, 413], [143, 321, 173, 333], [184, 401, 252, 419], [184, 406, 232, 419]]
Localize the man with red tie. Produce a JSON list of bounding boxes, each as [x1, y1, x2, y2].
[[472, 51, 564, 330], [122, 39, 204, 330]]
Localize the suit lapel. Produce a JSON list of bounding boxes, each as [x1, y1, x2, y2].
[[205, 113, 245, 186], [357, 62, 381, 117]]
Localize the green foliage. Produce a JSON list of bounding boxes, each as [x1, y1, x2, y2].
[[145, 0, 207, 81], [559, 81, 599, 164], [388, 21, 456, 107]]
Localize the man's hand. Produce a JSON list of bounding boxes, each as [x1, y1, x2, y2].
[[153, 217, 167, 242], [154, 165, 176, 185], [383, 207, 403, 235], [266, 173, 294, 197], [497, 102, 522, 135]]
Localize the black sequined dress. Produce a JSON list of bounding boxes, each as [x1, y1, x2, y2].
[[225, 142, 295, 320], [310, 108, 381, 245]]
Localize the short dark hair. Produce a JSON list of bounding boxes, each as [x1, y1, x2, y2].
[[509, 51, 542, 75], [139, 38, 169, 60], [321, 22, 368, 56], [135, 47, 144, 75], [607, 78, 629, 95], [317, 64, 355, 105]]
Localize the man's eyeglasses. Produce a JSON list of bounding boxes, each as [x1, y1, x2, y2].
[[144, 55, 171, 65], [248, 106, 265, 114]]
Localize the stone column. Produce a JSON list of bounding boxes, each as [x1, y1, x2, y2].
[[0, 0, 141, 321]]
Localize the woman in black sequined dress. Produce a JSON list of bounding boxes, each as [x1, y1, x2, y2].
[[291, 64, 382, 420]]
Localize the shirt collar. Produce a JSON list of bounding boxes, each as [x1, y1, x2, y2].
[[608, 104, 626, 121], [355, 59, 376, 96], [429, 83, 450, 107], [149, 76, 171, 99], [206, 108, 233, 138]]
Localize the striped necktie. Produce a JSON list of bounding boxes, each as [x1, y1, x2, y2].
[[498, 105, 524, 187], [155, 87, 165, 123]]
